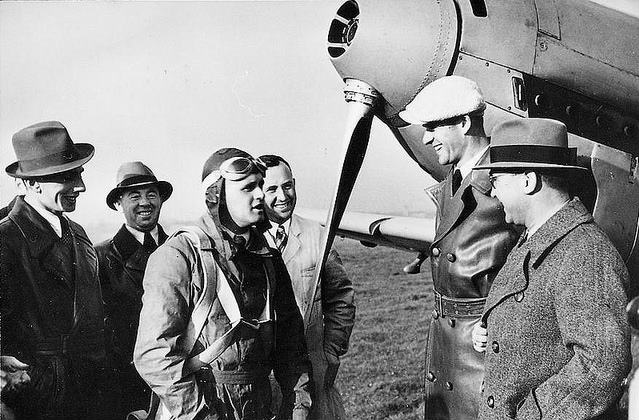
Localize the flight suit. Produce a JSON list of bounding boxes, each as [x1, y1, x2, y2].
[[424, 151, 519, 420]]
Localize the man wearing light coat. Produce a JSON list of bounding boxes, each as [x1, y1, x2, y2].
[[260, 154, 355, 420]]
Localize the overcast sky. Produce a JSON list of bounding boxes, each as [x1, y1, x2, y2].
[[0, 0, 434, 240]]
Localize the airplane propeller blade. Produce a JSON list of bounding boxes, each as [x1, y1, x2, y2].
[[305, 79, 380, 328]]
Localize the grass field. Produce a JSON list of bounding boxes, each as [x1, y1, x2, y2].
[[332, 237, 639, 420], [331, 238, 432, 420]]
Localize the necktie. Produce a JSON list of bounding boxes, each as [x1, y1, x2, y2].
[[143, 232, 157, 252], [452, 169, 463, 195], [275, 225, 288, 253], [58, 214, 70, 238]]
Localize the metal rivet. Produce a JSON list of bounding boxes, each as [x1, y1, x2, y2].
[[492, 341, 500, 353], [448, 318, 456, 328], [445, 381, 453, 390], [624, 125, 633, 137], [427, 371, 436, 382], [487, 395, 495, 408], [485, 62, 490, 67], [596, 115, 606, 128], [432, 309, 439, 319], [459, 55, 463, 61], [534, 95, 544, 107], [515, 292, 524, 302], [507, 106, 512, 110], [446, 253, 456, 262], [539, 41, 548, 51], [565, 105, 573, 116]]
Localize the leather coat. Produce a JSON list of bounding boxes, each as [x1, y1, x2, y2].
[[0, 197, 109, 420], [424, 151, 520, 420], [95, 224, 168, 416]]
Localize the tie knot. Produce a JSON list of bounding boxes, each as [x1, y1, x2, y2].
[[452, 169, 463, 195], [275, 225, 287, 253]]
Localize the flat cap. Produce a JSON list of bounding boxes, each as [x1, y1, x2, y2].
[[399, 76, 486, 125]]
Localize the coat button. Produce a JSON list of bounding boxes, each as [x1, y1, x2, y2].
[[487, 395, 494, 408], [515, 292, 524, 302], [445, 381, 453, 391], [491, 341, 500, 353], [431, 247, 440, 257], [448, 318, 456, 328], [432, 309, 439, 319], [426, 371, 436, 382], [446, 253, 456, 262]]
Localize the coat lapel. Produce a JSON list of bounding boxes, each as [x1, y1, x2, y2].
[[9, 198, 74, 290], [433, 150, 492, 243], [282, 216, 302, 264]]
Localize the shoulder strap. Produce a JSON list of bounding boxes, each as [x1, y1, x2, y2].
[[174, 226, 247, 375]]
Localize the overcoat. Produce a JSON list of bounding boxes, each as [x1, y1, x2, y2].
[[0, 197, 109, 420], [95, 224, 168, 415], [478, 198, 631, 420], [134, 212, 311, 420], [279, 214, 355, 420], [424, 150, 520, 419]]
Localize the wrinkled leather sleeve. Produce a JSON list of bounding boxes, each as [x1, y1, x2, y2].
[[133, 236, 210, 420], [321, 249, 355, 357]]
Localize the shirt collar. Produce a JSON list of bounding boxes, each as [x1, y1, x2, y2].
[[457, 146, 489, 179], [268, 217, 291, 238], [125, 224, 159, 245], [24, 195, 63, 238]]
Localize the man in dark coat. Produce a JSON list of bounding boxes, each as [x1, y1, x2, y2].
[[134, 148, 311, 420], [472, 118, 631, 419], [0, 121, 111, 420], [399, 76, 520, 419], [95, 161, 173, 417]]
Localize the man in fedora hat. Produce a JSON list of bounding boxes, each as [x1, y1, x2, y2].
[[471, 118, 631, 419], [0, 121, 112, 420], [134, 148, 311, 420], [95, 161, 173, 418], [399, 75, 520, 419]]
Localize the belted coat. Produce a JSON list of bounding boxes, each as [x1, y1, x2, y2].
[[424, 150, 520, 420], [95, 224, 168, 415], [0, 197, 109, 420], [134, 212, 311, 420], [478, 198, 631, 420], [278, 214, 355, 420]]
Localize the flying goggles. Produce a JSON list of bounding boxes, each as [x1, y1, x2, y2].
[[202, 156, 266, 191]]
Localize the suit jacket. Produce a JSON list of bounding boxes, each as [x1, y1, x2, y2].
[[479, 198, 631, 420], [0, 197, 107, 419], [278, 214, 355, 420], [423, 150, 520, 420], [96, 224, 168, 365], [134, 212, 310, 420]]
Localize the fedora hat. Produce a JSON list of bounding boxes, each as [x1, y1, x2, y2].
[[399, 76, 486, 125], [6, 121, 95, 178], [474, 118, 587, 172], [106, 161, 173, 210]]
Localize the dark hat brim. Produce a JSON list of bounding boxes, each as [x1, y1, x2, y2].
[[106, 180, 173, 210], [5, 143, 95, 178], [473, 162, 588, 171]]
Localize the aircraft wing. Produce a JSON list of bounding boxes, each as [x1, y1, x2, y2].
[[295, 207, 435, 253]]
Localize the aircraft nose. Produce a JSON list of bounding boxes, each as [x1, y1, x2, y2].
[[327, 0, 459, 117]]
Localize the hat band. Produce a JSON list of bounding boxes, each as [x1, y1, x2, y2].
[[18, 148, 79, 173], [117, 174, 158, 188], [490, 145, 576, 166]]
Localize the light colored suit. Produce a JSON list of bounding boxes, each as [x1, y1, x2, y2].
[[274, 214, 355, 420]]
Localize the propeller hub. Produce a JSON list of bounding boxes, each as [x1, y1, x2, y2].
[[344, 78, 379, 108]]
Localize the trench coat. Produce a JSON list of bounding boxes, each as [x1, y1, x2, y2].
[[424, 150, 520, 420], [134, 212, 311, 420], [95, 224, 168, 416], [479, 198, 631, 420], [277, 214, 355, 420], [0, 197, 110, 420]]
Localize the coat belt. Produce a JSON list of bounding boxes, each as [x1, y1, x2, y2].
[[34, 329, 105, 356], [434, 291, 486, 317], [209, 367, 271, 384]]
